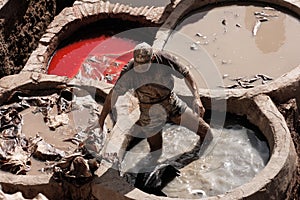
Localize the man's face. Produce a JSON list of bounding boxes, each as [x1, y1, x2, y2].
[[133, 46, 152, 73], [133, 61, 151, 73]]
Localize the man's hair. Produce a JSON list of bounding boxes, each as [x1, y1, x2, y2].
[[133, 42, 153, 63]]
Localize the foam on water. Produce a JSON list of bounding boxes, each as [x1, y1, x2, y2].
[[122, 123, 269, 198]]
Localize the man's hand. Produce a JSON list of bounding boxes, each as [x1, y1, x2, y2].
[[183, 72, 205, 118], [193, 98, 205, 118]]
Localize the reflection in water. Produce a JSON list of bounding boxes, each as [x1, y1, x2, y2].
[[244, 6, 286, 53]]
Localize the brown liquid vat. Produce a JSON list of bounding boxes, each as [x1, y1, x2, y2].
[[1, 0, 298, 199], [153, 0, 300, 90], [0, 73, 132, 200], [153, 0, 299, 199]]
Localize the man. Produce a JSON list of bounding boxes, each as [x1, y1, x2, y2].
[[99, 42, 211, 160]]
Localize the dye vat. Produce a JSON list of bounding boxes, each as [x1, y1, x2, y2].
[[166, 4, 300, 88], [47, 20, 161, 84], [0, 85, 111, 176], [121, 115, 269, 198], [48, 36, 137, 84], [47, 18, 160, 84], [0, 74, 135, 200]]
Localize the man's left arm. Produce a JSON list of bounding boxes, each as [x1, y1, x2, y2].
[[159, 51, 205, 117], [184, 72, 205, 118]]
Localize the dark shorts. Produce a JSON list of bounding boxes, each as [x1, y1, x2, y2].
[[129, 92, 187, 138]]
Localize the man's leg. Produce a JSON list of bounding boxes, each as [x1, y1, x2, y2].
[[119, 121, 144, 162], [170, 106, 211, 143], [147, 131, 163, 152], [146, 130, 163, 162]]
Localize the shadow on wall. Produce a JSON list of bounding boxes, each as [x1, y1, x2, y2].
[[56, 0, 76, 15]]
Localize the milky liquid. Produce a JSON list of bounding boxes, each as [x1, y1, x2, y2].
[[122, 122, 269, 198]]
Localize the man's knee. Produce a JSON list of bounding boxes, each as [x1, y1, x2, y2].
[[125, 136, 143, 151], [198, 127, 213, 145], [197, 121, 210, 137], [147, 132, 163, 152], [149, 143, 162, 152]]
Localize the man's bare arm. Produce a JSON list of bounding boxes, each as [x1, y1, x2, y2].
[[155, 51, 205, 117], [99, 89, 119, 130], [184, 72, 205, 118]]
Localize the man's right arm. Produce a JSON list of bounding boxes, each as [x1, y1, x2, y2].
[[99, 60, 133, 130], [99, 88, 119, 131]]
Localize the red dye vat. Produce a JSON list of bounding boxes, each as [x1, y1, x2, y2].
[[48, 36, 137, 84]]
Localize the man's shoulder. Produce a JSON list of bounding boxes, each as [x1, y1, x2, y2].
[[153, 50, 189, 77], [122, 59, 134, 71], [153, 51, 182, 68], [118, 59, 134, 78], [154, 50, 170, 57], [153, 50, 177, 62]]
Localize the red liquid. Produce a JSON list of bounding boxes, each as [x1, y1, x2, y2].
[[48, 36, 137, 84]]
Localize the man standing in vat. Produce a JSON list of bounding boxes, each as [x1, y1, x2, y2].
[[98, 42, 211, 161]]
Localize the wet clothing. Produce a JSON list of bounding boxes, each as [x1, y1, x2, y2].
[[131, 92, 187, 138], [114, 51, 189, 104], [114, 51, 189, 137]]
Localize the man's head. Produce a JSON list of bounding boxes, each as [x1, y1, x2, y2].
[[133, 42, 153, 64], [133, 42, 153, 73]]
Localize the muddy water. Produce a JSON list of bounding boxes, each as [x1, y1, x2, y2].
[[21, 107, 76, 175], [122, 121, 269, 198], [20, 90, 106, 175], [166, 4, 300, 88]]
